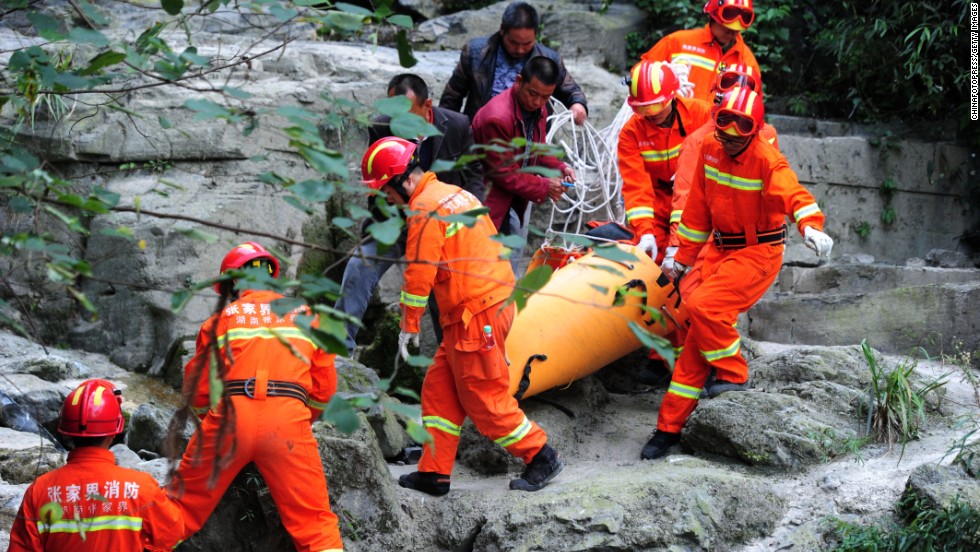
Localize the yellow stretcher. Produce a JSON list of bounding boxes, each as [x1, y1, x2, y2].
[[505, 242, 688, 399]]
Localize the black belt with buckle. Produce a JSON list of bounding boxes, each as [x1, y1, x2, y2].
[[713, 225, 786, 249], [225, 378, 308, 403]]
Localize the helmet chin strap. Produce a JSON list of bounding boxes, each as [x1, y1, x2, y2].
[[389, 160, 421, 203]]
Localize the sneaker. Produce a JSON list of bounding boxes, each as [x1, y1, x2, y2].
[[509, 444, 564, 492], [640, 430, 681, 460], [705, 379, 749, 398], [398, 471, 450, 497]]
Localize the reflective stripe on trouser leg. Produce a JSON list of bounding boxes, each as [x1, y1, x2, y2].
[[657, 340, 710, 433], [457, 304, 547, 464], [691, 244, 782, 384], [253, 399, 343, 552], [418, 342, 465, 475]]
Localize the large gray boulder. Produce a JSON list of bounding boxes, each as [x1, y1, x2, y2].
[[0, 428, 65, 485]]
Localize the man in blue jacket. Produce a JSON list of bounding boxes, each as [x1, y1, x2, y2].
[[439, 1, 588, 125]]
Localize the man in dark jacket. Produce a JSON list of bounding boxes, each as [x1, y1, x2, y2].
[[439, 1, 588, 125], [335, 73, 483, 353], [471, 56, 575, 274]]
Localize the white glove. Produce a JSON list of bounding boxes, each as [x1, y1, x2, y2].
[[660, 246, 679, 279], [673, 261, 689, 279], [669, 62, 695, 98], [637, 234, 658, 260], [398, 331, 420, 361], [804, 226, 834, 258]]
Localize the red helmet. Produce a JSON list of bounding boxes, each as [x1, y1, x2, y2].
[[704, 0, 755, 31], [215, 241, 280, 293], [627, 61, 679, 116], [361, 137, 417, 190], [59, 379, 125, 437], [713, 63, 762, 95], [714, 85, 764, 137]]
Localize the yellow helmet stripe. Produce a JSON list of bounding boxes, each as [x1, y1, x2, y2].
[[93, 386, 105, 406], [366, 140, 399, 176], [650, 62, 662, 94]]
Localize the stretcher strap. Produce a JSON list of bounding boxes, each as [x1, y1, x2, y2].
[[225, 379, 308, 403], [514, 354, 548, 401]]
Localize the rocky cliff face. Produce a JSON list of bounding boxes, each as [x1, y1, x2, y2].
[[0, 1, 978, 551]]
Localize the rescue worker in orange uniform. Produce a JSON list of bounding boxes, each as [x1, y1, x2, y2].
[[641, 86, 834, 460], [662, 63, 779, 297], [359, 137, 563, 496], [619, 59, 713, 265], [8, 379, 184, 551], [162, 242, 344, 551], [641, 0, 761, 104]]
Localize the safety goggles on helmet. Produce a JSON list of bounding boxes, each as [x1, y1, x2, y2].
[[714, 109, 757, 136], [717, 70, 758, 93], [718, 5, 754, 28], [632, 101, 670, 118]]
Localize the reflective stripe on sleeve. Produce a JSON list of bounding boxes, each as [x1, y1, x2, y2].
[[445, 222, 463, 238], [400, 291, 428, 309], [793, 203, 821, 222], [678, 222, 710, 243], [670, 209, 682, 224], [640, 144, 681, 163], [626, 206, 655, 223]]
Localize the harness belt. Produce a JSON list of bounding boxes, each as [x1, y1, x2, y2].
[[713, 225, 786, 249], [225, 378, 308, 403]]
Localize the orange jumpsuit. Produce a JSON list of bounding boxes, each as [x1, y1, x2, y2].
[[166, 289, 342, 552], [8, 447, 184, 551], [669, 121, 780, 297], [641, 25, 761, 104], [657, 133, 825, 433], [399, 172, 548, 475], [619, 96, 713, 265]]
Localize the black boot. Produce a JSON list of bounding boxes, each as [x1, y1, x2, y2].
[[705, 379, 749, 398], [637, 359, 673, 388], [640, 430, 681, 460], [510, 444, 564, 492], [398, 471, 450, 496]]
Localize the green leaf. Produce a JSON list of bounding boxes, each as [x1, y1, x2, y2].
[[158, 115, 172, 129], [98, 227, 133, 239], [276, 105, 318, 120], [592, 244, 640, 264], [390, 113, 440, 139], [27, 12, 65, 40], [223, 86, 251, 100], [395, 29, 417, 68], [290, 179, 335, 202], [180, 47, 209, 66], [53, 73, 92, 90], [67, 28, 110, 47], [68, 287, 97, 313], [335, 2, 372, 15], [366, 217, 403, 246], [171, 289, 193, 313], [283, 195, 315, 214], [269, 3, 298, 21], [175, 227, 218, 242], [404, 355, 434, 368], [184, 98, 233, 120], [510, 265, 552, 310], [380, 399, 422, 422], [80, 50, 126, 76], [387, 14, 413, 29], [492, 233, 525, 250], [319, 396, 361, 433], [628, 321, 675, 367], [297, 145, 348, 178], [161, 0, 183, 16], [324, 10, 368, 32], [373, 95, 412, 118]]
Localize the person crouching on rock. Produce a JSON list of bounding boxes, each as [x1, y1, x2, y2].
[[359, 136, 563, 495], [8, 379, 184, 551]]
